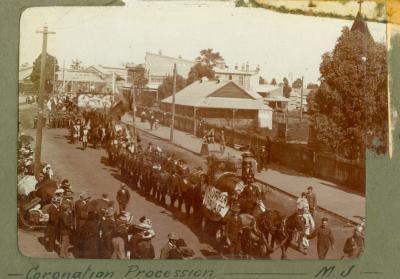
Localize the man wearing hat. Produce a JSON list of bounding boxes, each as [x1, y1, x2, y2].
[[59, 201, 74, 258], [306, 186, 317, 217], [99, 208, 116, 259], [343, 226, 364, 259], [307, 217, 335, 259], [116, 184, 130, 212], [60, 179, 72, 193], [46, 196, 62, 252], [160, 233, 183, 259], [74, 192, 91, 236]]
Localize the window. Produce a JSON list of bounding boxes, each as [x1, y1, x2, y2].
[[239, 76, 244, 86], [229, 74, 232, 80], [151, 77, 165, 84]]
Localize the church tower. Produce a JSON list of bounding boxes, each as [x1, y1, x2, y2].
[[350, 0, 373, 41]]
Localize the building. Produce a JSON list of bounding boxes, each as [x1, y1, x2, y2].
[[214, 61, 260, 91], [19, 66, 36, 95], [254, 84, 289, 111], [85, 65, 128, 93], [161, 78, 273, 129], [145, 51, 195, 92], [144, 51, 261, 93], [55, 69, 106, 94]]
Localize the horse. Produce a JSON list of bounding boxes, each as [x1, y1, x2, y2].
[[254, 209, 281, 245], [273, 212, 305, 259], [256, 210, 305, 259]]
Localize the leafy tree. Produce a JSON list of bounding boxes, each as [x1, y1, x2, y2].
[[282, 77, 292, 98], [196, 48, 223, 67], [292, 78, 303, 89], [70, 58, 83, 70], [187, 63, 215, 85], [158, 74, 187, 100], [30, 53, 59, 95], [307, 26, 387, 159], [271, 78, 277, 86]]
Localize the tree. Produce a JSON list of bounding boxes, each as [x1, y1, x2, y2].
[[292, 78, 303, 89], [282, 77, 292, 98], [307, 26, 387, 159], [158, 74, 187, 100], [30, 53, 59, 95], [187, 63, 215, 85], [70, 58, 83, 70], [196, 48, 223, 67], [271, 78, 277, 86]]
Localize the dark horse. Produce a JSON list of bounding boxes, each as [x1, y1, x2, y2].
[[256, 210, 305, 259]]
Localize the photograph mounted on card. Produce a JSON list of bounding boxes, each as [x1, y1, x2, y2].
[[15, 0, 389, 262]]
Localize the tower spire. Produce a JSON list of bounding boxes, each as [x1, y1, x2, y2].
[[357, 0, 364, 14]]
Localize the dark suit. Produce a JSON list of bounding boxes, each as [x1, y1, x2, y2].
[[99, 218, 116, 259], [130, 237, 155, 259], [78, 218, 99, 258], [59, 209, 73, 258], [74, 200, 88, 234], [308, 226, 334, 259], [47, 204, 60, 252], [116, 188, 130, 212], [306, 192, 317, 216]]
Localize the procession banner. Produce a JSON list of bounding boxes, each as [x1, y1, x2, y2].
[[77, 94, 112, 110], [202, 186, 229, 217]]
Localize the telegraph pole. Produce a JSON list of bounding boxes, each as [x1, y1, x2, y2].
[[131, 71, 137, 144], [34, 26, 55, 178], [170, 63, 177, 142], [300, 76, 304, 122], [62, 60, 66, 92]]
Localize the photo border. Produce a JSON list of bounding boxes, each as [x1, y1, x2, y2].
[[1, 1, 400, 278]]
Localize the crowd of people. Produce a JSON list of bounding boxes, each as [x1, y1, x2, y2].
[[18, 96, 365, 260]]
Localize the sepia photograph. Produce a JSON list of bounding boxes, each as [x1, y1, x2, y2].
[[17, 0, 387, 260]]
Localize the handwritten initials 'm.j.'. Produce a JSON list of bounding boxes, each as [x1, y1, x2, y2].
[[315, 265, 355, 278]]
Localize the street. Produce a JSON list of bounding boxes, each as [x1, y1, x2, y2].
[[18, 105, 355, 259]]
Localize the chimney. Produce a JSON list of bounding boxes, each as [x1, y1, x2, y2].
[[234, 64, 238, 70], [241, 63, 245, 71], [246, 62, 249, 72]]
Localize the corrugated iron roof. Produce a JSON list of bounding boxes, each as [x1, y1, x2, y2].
[[162, 79, 271, 111]]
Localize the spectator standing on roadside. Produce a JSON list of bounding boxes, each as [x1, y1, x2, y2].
[[219, 130, 226, 154], [306, 186, 317, 217]]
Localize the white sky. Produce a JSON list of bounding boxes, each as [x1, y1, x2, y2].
[[19, 1, 387, 84]]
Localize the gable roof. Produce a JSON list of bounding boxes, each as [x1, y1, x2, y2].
[[162, 79, 270, 111], [19, 67, 33, 81], [55, 69, 105, 83], [85, 65, 127, 79]]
